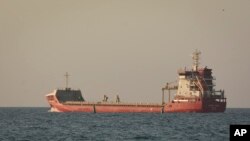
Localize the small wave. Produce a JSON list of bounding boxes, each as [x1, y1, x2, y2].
[[132, 135, 158, 140]]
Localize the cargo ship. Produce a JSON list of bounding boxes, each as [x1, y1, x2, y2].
[[46, 50, 226, 113]]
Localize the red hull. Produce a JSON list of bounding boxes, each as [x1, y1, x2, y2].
[[164, 100, 226, 113], [48, 101, 163, 113], [95, 105, 162, 113], [47, 97, 226, 113], [164, 101, 203, 113]]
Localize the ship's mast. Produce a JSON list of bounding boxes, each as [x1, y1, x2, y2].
[[64, 72, 70, 89], [192, 50, 201, 71]]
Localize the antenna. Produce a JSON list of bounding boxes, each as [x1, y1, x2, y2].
[[64, 72, 70, 89], [192, 49, 201, 71]]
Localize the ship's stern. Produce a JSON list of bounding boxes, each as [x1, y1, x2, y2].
[[202, 98, 227, 112]]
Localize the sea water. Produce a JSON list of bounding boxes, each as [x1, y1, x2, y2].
[[0, 108, 249, 141]]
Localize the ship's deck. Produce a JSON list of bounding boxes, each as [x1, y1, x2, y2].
[[63, 101, 163, 107]]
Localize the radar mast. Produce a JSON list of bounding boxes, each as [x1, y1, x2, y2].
[[64, 72, 70, 89], [192, 50, 201, 71]]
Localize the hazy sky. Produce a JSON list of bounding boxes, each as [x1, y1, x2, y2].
[[0, 0, 250, 108]]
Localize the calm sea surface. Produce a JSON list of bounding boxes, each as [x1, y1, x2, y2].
[[0, 108, 249, 141]]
